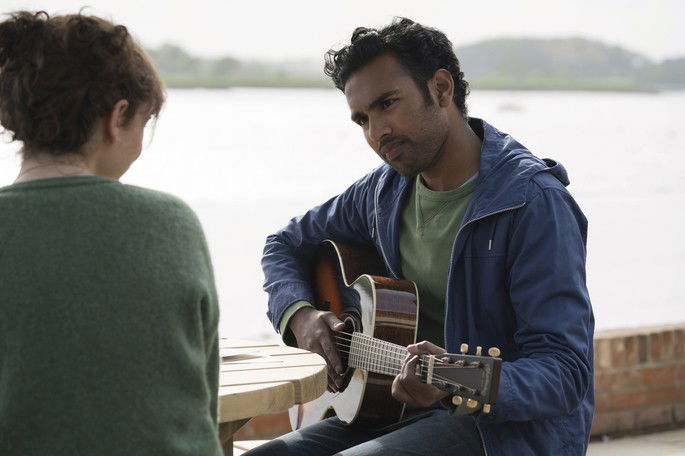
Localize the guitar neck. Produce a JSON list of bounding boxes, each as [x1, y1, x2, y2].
[[344, 331, 501, 405], [347, 332, 408, 376]]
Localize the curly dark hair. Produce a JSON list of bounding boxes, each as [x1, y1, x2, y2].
[[0, 11, 165, 156], [325, 17, 469, 117]]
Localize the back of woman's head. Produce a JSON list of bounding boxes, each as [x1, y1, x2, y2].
[[0, 11, 165, 156]]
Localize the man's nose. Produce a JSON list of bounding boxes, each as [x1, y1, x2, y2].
[[368, 116, 391, 145]]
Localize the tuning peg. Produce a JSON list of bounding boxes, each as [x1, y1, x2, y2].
[[460, 343, 469, 354], [467, 399, 478, 408], [488, 347, 501, 357], [476, 346, 482, 356], [452, 396, 463, 406], [483, 404, 491, 414]]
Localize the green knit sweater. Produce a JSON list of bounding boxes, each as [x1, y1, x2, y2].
[[0, 176, 221, 455]]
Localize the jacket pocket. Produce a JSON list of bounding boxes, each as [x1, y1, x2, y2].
[[463, 215, 511, 259]]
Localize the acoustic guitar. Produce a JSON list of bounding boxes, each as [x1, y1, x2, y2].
[[289, 240, 502, 430]]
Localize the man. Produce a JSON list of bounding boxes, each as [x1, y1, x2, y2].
[[252, 18, 594, 456]]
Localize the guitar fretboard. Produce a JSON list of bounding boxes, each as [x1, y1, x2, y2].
[[347, 332, 408, 376]]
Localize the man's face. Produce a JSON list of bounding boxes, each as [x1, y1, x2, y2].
[[345, 53, 449, 177]]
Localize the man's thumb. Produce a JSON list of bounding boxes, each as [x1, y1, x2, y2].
[[323, 312, 345, 331]]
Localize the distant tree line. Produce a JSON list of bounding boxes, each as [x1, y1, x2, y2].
[[146, 44, 329, 89], [146, 38, 685, 91], [456, 37, 685, 91]]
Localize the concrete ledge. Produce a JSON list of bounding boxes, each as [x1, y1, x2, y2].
[[588, 427, 685, 455]]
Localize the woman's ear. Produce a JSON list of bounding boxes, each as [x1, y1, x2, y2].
[[432, 69, 454, 108], [104, 99, 130, 142]]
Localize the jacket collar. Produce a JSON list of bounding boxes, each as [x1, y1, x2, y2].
[[375, 118, 570, 275], [465, 118, 569, 222]]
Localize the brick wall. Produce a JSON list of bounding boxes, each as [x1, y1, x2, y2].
[[235, 323, 685, 440], [592, 323, 685, 437]]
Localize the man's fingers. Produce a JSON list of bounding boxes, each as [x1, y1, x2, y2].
[[400, 354, 421, 382], [291, 310, 344, 390], [394, 350, 453, 408], [393, 358, 429, 406], [323, 349, 342, 392], [321, 311, 345, 331], [407, 340, 447, 356], [391, 375, 411, 403], [327, 371, 340, 392], [320, 333, 343, 376]]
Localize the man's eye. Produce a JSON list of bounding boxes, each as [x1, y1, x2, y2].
[[381, 98, 396, 109]]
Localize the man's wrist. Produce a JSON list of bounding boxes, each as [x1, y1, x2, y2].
[[278, 301, 314, 345]]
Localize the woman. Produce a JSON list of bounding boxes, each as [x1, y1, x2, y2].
[[0, 11, 222, 455]]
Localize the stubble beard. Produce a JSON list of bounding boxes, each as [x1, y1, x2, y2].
[[381, 99, 450, 177], [390, 130, 448, 178]]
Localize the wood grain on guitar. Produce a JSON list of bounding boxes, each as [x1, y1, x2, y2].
[[289, 240, 503, 430]]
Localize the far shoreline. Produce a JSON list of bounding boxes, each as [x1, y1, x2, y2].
[[161, 80, 673, 94]]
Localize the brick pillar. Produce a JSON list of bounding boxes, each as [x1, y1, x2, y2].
[[592, 324, 685, 436]]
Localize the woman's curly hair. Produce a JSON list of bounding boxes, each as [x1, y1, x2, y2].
[[325, 17, 469, 117], [0, 11, 165, 155]]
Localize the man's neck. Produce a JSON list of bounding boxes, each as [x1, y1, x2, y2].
[[420, 117, 482, 192]]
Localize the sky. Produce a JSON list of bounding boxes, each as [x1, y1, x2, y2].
[[2, 0, 684, 62]]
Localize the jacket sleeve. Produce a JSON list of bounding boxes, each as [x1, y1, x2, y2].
[[261, 171, 378, 332], [485, 186, 594, 422]]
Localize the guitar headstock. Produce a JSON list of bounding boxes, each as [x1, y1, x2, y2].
[[419, 344, 502, 411]]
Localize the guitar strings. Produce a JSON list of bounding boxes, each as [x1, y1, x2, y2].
[[332, 333, 456, 370], [331, 342, 465, 387], [332, 333, 481, 378], [334, 347, 460, 385], [336, 333, 482, 372], [332, 334, 409, 364], [333, 330, 460, 367], [330, 334, 474, 386], [334, 331, 440, 358], [332, 333, 457, 367]]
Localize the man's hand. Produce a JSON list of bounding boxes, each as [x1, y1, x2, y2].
[[289, 306, 345, 392], [392, 340, 450, 408]]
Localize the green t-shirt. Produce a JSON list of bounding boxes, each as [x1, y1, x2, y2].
[[399, 174, 477, 346], [278, 175, 477, 346], [0, 176, 222, 455]]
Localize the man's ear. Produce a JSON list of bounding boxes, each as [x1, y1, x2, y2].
[[432, 69, 454, 108], [105, 99, 130, 142]]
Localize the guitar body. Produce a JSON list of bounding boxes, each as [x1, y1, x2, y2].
[[289, 240, 420, 429]]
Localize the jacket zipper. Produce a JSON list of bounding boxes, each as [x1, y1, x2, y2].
[[373, 177, 524, 454], [374, 178, 399, 278], [443, 202, 524, 456], [443, 202, 526, 347]]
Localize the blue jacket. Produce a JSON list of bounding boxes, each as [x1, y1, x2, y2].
[[262, 118, 594, 455]]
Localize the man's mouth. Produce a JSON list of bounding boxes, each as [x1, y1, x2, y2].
[[381, 139, 405, 162]]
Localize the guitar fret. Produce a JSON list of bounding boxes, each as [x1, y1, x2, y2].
[[344, 331, 497, 412], [348, 332, 407, 375]]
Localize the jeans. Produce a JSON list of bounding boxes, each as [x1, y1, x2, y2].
[[242, 409, 485, 456]]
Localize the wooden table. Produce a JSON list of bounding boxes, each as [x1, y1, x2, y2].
[[218, 338, 327, 456]]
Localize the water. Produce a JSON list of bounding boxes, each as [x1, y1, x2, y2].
[[1, 88, 684, 340]]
